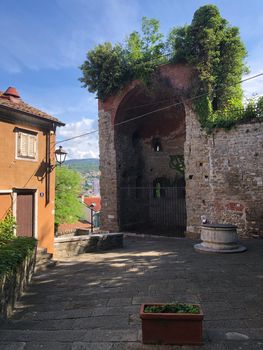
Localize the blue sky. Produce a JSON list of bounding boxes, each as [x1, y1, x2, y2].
[[1, 0, 263, 159]]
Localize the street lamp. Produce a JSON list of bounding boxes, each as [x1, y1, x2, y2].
[[55, 146, 67, 167], [89, 203, 95, 233]]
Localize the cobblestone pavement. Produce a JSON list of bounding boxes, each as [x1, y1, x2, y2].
[[0, 235, 263, 350]]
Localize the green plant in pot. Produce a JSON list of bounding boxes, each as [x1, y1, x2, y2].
[[140, 302, 203, 345]]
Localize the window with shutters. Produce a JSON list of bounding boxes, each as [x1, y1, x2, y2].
[[16, 131, 38, 160]]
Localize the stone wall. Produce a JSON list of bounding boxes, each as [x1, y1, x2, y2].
[[208, 122, 263, 238], [184, 106, 211, 236], [99, 63, 263, 239], [185, 116, 263, 238], [54, 233, 123, 259], [99, 110, 119, 231]]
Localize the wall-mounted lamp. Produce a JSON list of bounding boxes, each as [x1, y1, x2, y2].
[[55, 146, 67, 167], [48, 146, 67, 172]]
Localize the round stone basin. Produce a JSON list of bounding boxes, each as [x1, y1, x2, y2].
[[194, 224, 247, 253]]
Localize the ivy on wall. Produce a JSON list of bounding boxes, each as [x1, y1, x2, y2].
[[80, 5, 262, 131]]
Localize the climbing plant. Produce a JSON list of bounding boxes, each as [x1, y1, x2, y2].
[[80, 5, 261, 130], [168, 4, 248, 128]]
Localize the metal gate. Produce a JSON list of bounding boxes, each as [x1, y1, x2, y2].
[[119, 186, 186, 236]]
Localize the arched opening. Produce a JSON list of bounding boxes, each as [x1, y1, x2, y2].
[[114, 83, 186, 235]]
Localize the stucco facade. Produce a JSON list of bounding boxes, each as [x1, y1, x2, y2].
[[0, 88, 64, 253]]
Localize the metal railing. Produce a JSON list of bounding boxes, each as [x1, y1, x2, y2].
[[119, 186, 186, 236]]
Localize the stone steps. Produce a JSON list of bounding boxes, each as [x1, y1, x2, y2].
[[35, 248, 56, 272]]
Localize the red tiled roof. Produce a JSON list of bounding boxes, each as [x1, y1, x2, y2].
[[57, 221, 91, 234], [0, 87, 64, 126], [83, 196, 101, 212]]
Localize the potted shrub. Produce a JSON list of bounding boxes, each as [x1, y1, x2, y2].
[[140, 303, 203, 345]]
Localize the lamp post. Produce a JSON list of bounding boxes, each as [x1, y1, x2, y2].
[[89, 204, 95, 234], [55, 146, 67, 167]]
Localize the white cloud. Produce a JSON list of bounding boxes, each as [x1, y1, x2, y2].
[[243, 46, 263, 98], [56, 118, 99, 159]]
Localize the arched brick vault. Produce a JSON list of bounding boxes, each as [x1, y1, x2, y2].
[[114, 85, 187, 233], [99, 63, 263, 238], [99, 64, 194, 234]]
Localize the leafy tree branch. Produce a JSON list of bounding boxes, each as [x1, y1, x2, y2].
[[80, 5, 262, 130]]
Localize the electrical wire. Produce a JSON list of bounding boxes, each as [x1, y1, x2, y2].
[[56, 72, 263, 145]]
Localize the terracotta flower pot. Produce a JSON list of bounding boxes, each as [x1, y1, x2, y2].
[[140, 303, 203, 345]]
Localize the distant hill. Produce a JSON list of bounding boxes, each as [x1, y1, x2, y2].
[[64, 158, 99, 174]]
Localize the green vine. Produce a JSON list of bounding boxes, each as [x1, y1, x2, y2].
[[80, 6, 261, 130]]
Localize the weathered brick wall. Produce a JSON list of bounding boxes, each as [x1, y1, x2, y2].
[[99, 63, 263, 238], [99, 109, 119, 231], [99, 64, 193, 232], [184, 106, 211, 236], [208, 122, 263, 238], [185, 117, 263, 239]]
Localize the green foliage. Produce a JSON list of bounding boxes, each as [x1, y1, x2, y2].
[[0, 211, 16, 241], [80, 6, 255, 130], [168, 5, 248, 128], [80, 42, 132, 99], [144, 303, 200, 314], [80, 17, 167, 100], [0, 237, 36, 277], [205, 96, 263, 132], [55, 167, 84, 225]]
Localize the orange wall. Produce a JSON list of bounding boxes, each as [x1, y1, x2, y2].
[[0, 193, 12, 219], [0, 119, 56, 253]]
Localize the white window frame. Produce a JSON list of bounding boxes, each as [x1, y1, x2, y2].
[[15, 129, 38, 161]]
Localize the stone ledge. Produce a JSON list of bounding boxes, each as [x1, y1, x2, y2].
[[54, 233, 123, 258], [55, 232, 123, 243]]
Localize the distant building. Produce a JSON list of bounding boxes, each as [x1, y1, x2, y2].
[[92, 178, 100, 196], [81, 195, 101, 228], [82, 196, 101, 212]]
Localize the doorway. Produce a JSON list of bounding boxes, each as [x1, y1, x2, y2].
[[16, 190, 35, 237]]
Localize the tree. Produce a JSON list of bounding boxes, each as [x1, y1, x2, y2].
[[168, 5, 248, 125], [55, 167, 84, 226], [80, 8, 251, 129], [0, 210, 16, 241], [80, 42, 132, 100], [80, 17, 167, 100]]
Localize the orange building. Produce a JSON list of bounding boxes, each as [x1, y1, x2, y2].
[[0, 87, 64, 253]]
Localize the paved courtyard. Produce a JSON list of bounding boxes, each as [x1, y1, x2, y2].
[[0, 235, 263, 350]]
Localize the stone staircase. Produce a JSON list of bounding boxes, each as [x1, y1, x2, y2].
[[35, 248, 56, 273]]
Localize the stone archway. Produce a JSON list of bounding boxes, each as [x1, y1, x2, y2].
[[99, 64, 195, 235], [114, 83, 187, 235]]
